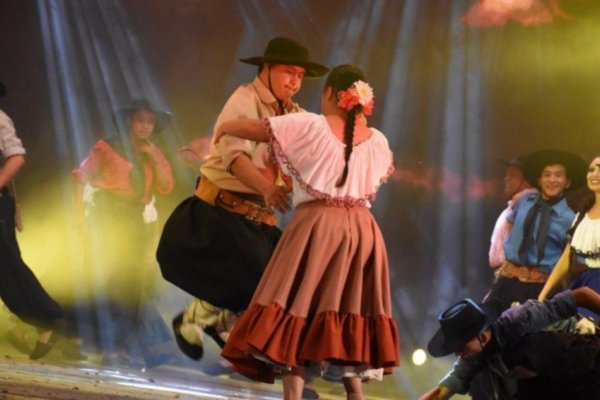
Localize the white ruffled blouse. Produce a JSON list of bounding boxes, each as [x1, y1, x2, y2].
[[266, 113, 394, 208], [571, 213, 600, 268]]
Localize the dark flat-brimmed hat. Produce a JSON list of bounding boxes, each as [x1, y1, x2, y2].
[[497, 155, 527, 170], [239, 37, 329, 78], [0, 81, 6, 98], [523, 149, 587, 191], [427, 298, 502, 357], [115, 98, 171, 133]]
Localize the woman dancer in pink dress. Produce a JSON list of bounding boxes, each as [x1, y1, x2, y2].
[[218, 64, 399, 400]]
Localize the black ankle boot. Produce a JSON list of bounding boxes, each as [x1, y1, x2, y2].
[[30, 341, 54, 360], [29, 333, 58, 360], [172, 312, 203, 360]]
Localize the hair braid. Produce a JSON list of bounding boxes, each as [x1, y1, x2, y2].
[[325, 64, 369, 188], [336, 107, 358, 187]]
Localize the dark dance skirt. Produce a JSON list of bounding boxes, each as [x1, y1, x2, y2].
[[569, 268, 600, 320], [156, 196, 281, 313]]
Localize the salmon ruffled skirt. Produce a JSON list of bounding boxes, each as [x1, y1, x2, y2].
[[221, 202, 400, 383]]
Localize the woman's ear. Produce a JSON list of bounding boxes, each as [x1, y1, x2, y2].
[[324, 86, 335, 101]]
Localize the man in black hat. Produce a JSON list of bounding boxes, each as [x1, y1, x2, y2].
[[485, 149, 587, 311], [435, 149, 587, 399], [157, 37, 328, 380], [467, 156, 537, 400], [420, 287, 600, 400], [0, 81, 84, 360], [469, 155, 537, 400], [489, 155, 536, 269]]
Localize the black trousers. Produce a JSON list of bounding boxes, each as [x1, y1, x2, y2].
[[0, 192, 63, 330]]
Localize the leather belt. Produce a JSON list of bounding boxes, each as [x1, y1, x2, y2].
[[195, 176, 277, 226], [498, 261, 549, 283]]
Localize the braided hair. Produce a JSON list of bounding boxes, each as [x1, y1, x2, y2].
[[325, 65, 369, 187]]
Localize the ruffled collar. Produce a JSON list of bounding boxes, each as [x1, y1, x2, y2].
[[571, 213, 600, 266]]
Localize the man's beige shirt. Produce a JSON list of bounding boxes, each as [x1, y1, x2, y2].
[[200, 77, 302, 193]]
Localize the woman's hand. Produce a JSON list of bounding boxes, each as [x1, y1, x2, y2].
[[137, 140, 161, 163]]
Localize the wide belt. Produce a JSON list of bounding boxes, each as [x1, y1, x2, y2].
[[195, 176, 277, 226], [498, 261, 549, 283]]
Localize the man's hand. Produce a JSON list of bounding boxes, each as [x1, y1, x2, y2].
[[262, 184, 291, 213], [419, 385, 453, 400], [229, 154, 291, 213], [575, 317, 596, 335]]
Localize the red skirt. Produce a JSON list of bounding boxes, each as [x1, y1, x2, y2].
[[221, 202, 400, 383]]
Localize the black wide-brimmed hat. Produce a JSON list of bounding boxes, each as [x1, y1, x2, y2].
[[115, 98, 171, 133], [427, 298, 502, 358], [522, 149, 587, 192], [497, 155, 527, 171], [0, 81, 6, 98], [239, 37, 329, 78]]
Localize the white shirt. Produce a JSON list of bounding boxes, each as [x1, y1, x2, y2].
[[571, 213, 600, 268], [267, 113, 394, 208], [0, 109, 26, 159]]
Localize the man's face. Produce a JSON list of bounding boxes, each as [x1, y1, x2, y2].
[[539, 164, 570, 200], [455, 336, 484, 360], [587, 157, 600, 193], [267, 64, 305, 102], [128, 109, 156, 140], [504, 165, 526, 197]]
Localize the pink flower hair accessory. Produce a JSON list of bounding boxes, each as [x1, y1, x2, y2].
[[337, 80, 374, 116]]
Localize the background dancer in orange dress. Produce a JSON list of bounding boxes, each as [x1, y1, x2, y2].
[[72, 99, 174, 368]]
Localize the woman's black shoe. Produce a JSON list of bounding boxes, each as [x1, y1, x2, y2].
[[29, 333, 58, 360]]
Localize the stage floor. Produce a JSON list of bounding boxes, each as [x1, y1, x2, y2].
[[0, 310, 465, 399], [0, 348, 470, 400], [0, 357, 289, 399], [0, 347, 407, 400]]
